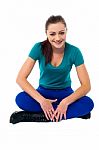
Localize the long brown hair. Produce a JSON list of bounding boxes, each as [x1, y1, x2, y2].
[[41, 15, 67, 65]]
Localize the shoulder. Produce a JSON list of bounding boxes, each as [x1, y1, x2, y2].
[[30, 41, 43, 53], [28, 42, 43, 60], [66, 42, 80, 52], [65, 42, 83, 58], [32, 42, 42, 49], [65, 42, 84, 66]]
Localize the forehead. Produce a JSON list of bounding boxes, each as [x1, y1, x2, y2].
[[47, 22, 66, 32]]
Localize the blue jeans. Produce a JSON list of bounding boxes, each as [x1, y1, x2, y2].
[[15, 86, 94, 119]]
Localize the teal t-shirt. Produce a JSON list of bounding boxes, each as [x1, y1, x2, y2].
[[29, 42, 84, 89]]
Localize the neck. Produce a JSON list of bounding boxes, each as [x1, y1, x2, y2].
[[52, 44, 65, 54]]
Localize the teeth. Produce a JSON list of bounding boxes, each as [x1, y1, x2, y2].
[[55, 41, 62, 44]]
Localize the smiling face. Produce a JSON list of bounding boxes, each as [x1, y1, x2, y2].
[[46, 22, 67, 49]]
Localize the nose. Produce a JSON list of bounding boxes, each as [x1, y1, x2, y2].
[[55, 34, 60, 41]]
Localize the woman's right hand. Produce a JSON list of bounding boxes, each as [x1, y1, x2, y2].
[[40, 98, 57, 121]]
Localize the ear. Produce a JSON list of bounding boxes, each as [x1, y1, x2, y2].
[[45, 30, 47, 34]]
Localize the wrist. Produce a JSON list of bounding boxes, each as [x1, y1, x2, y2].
[[63, 98, 69, 106], [39, 97, 46, 105]]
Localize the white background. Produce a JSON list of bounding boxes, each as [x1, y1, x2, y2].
[[0, 0, 99, 149]]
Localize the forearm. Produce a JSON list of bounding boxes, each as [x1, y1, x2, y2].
[[16, 78, 45, 104], [63, 85, 91, 106]]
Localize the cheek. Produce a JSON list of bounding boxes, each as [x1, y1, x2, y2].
[[47, 36, 54, 41], [63, 34, 66, 39]]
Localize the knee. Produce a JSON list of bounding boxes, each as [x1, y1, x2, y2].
[[15, 91, 25, 105], [84, 96, 94, 111]]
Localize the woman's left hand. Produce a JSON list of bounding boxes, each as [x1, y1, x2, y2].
[[52, 99, 68, 122]]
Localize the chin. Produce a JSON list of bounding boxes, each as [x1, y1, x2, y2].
[[52, 41, 65, 49]]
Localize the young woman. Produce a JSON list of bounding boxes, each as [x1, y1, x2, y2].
[[10, 15, 94, 123]]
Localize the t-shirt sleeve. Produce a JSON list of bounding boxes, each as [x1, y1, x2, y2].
[[28, 42, 41, 60], [73, 48, 84, 67]]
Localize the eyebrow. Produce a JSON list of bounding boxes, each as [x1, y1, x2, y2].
[[49, 30, 65, 33]]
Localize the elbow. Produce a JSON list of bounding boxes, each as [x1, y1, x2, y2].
[[16, 75, 26, 86], [16, 76, 21, 85], [83, 83, 91, 94], [87, 81, 91, 92], [87, 85, 91, 93]]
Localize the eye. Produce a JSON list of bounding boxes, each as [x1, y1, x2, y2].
[[50, 33, 55, 36], [59, 32, 65, 35]]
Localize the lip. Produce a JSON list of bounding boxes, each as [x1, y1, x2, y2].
[[53, 41, 63, 44]]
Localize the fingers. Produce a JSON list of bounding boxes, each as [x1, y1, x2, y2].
[[45, 99, 57, 120], [44, 109, 55, 121], [47, 110, 52, 120], [60, 113, 63, 121], [43, 110, 49, 120], [41, 98, 58, 121], [52, 111, 66, 122], [55, 112, 60, 122], [50, 99, 57, 103], [43, 98, 67, 122], [64, 113, 66, 120], [52, 110, 57, 121], [55, 112, 66, 122]]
